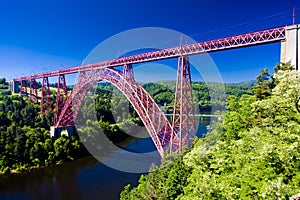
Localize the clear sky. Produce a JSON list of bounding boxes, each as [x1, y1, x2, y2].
[[0, 0, 299, 83]]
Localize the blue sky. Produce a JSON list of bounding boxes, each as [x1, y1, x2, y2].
[[0, 0, 299, 83]]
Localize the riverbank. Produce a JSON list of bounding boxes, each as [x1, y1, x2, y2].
[[0, 136, 158, 200]]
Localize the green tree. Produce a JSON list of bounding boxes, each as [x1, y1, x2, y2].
[[252, 68, 273, 99], [0, 78, 6, 84], [274, 61, 294, 72]]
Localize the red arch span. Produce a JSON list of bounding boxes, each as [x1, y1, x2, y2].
[[55, 67, 172, 157]]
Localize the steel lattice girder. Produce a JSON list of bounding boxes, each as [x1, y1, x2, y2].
[[55, 67, 172, 157], [20, 79, 27, 95], [40, 77, 52, 115], [29, 78, 39, 103], [171, 56, 196, 153], [14, 26, 286, 82], [13, 26, 287, 157], [54, 74, 73, 126]]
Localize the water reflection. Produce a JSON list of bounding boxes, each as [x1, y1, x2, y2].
[[0, 157, 97, 199], [0, 155, 143, 200]]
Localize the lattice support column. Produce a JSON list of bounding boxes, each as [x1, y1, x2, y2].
[[54, 74, 73, 126], [171, 56, 196, 153], [123, 64, 134, 81], [29, 78, 38, 103], [20, 79, 27, 95], [70, 71, 94, 122], [41, 77, 52, 115]]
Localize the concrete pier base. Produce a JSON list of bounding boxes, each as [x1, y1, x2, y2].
[[50, 126, 77, 139], [281, 24, 300, 70]]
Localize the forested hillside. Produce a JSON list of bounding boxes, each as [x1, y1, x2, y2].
[[0, 77, 254, 175], [120, 63, 300, 199], [0, 79, 87, 174]]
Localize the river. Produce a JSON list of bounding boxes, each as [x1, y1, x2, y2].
[[0, 117, 212, 200]]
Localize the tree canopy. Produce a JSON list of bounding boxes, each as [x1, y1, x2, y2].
[[121, 63, 300, 199]]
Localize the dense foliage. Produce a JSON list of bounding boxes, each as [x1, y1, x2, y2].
[[0, 76, 253, 175], [121, 64, 300, 199], [143, 81, 253, 113], [78, 81, 252, 142], [0, 80, 87, 174]]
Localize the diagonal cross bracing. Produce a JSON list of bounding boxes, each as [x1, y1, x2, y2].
[[14, 26, 285, 81], [13, 26, 287, 157], [55, 67, 172, 157]]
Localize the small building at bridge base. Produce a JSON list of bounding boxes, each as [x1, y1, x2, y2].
[[50, 126, 77, 139]]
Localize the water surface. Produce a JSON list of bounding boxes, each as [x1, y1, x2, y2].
[[0, 118, 211, 200]]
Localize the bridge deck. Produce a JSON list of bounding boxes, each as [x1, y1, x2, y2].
[[14, 26, 286, 82]]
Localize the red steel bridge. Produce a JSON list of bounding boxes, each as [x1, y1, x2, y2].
[[12, 26, 287, 157]]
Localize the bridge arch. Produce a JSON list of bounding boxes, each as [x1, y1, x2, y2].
[[55, 67, 172, 157]]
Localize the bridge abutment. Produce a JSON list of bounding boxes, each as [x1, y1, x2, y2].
[[7, 80, 19, 93], [281, 24, 300, 70]]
